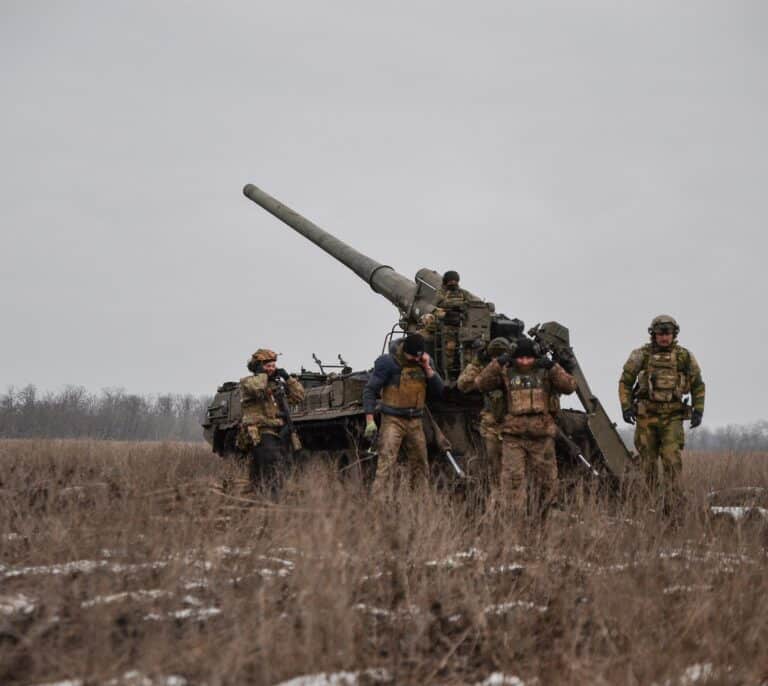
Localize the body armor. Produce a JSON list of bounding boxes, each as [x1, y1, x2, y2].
[[381, 351, 427, 410], [636, 347, 690, 404], [505, 368, 552, 416]]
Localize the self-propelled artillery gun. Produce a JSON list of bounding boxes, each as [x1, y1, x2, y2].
[[203, 184, 632, 485]]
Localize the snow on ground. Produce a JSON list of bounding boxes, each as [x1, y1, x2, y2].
[[272, 668, 392, 686], [484, 601, 547, 616], [0, 592, 36, 616], [426, 548, 487, 569], [81, 589, 172, 608], [33, 673, 187, 686], [710, 506, 768, 521], [475, 674, 527, 686]]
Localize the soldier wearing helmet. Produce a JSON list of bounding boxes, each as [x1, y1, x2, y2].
[[619, 315, 705, 511], [430, 271, 477, 381], [457, 337, 513, 499], [474, 336, 577, 519], [238, 348, 305, 493]]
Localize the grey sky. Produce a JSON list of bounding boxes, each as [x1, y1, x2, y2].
[[1, 1, 766, 426]]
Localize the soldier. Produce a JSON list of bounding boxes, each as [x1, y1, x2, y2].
[[433, 271, 474, 380], [619, 315, 705, 511], [457, 337, 512, 493], [238, 349, 305, 493], [362, 333, 445, 498], [475, 337, 577, 519]]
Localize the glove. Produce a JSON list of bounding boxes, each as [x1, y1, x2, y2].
[[364, 421, 378, 440], [622, 407, 636, 425], [555, 351, 576, 373], [276, 368, 290, 381], [496, 353, 512, 367], [537, 356, 555, 370], [690, 409, 703, 428]]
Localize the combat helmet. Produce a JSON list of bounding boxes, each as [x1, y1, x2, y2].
[[648, 315, 680, 337], [486, 337, 512, 358], [247, 348, 277, 372]]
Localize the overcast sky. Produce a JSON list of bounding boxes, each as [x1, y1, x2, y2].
[[1, 1, 766, 427]]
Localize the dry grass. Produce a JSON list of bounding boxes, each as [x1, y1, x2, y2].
[[1, 439, 767, 686]]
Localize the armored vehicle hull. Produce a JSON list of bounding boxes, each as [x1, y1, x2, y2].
[[203, 183, 632, 487]]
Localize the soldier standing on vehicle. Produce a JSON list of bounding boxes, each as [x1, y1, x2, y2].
[[457, 337, 512, 494], [433, 271, 474, 380], [619, 315, 705, 512], [238, 348, 305, 493], [474, 338, 577, 519], [362, 333, 445, 498]]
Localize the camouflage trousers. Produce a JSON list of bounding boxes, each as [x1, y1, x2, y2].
[[471, 421, 502, 488], [634, 412, 684, 507], [498, 434, 558, 517], [441, 326, 460, 380], [372, 414, 429, 499]]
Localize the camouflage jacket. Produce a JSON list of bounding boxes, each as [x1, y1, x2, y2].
[[457, 360, 506, 428], [475, 360, 576, 436], [618, 342, 704, 414], [239, 373, 305, 431], [433, 286, 477, 327]]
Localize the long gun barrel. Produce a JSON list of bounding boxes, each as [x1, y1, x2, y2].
[[243, 184, 418, 313]]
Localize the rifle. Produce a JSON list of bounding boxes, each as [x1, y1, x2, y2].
[[557, 427, 599, 477], [273, 380, 302, 452]]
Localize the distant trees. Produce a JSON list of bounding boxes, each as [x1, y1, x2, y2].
[[619, 421, 768, 453], [0, 385, 210, 441]]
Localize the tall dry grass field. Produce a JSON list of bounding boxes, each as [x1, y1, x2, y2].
[[1, 439, 767, 685]]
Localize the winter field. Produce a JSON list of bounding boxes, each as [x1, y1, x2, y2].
[[1, 439, 767, 686]]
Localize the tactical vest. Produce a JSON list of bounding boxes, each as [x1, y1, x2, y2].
[[505, 367, 551, 416], [440, 289, 466, 310], [381, 351, 427, 411], [239, 374, 284, 430], [637, 347, 690, 404]]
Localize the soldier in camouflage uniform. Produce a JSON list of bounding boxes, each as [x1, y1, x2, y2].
[[619, 315, 705, 510], [362, 333, 445, 499], [431, 271, 476, 381], [475, 338, 577, 518], [457, 337, 512, 492], [238, 349, 305, 492]]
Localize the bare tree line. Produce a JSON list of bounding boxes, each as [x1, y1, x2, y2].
[[0, 385, 211, 442], [617, 422, 768, 452], [3, 384, 768, 451]]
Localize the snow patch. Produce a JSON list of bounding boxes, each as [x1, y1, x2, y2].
[[144, 607, 221, 622], [655, 662, 716, 686], [426, 548, 486, 569], [2, 559, 169, 579], [354, 603, 417, 620], [81, 589, 171, 608], [475, 674, 526, 686], [484, 601, 547, 616], [105, 671, 188, 686], [662, 585, 712, 596], [710, 506, 768, 521], [0, 592, 36, 616], [273, 669, 392, 686]]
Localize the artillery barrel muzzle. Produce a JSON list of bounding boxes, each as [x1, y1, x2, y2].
[[243, 184, 417, 311]]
